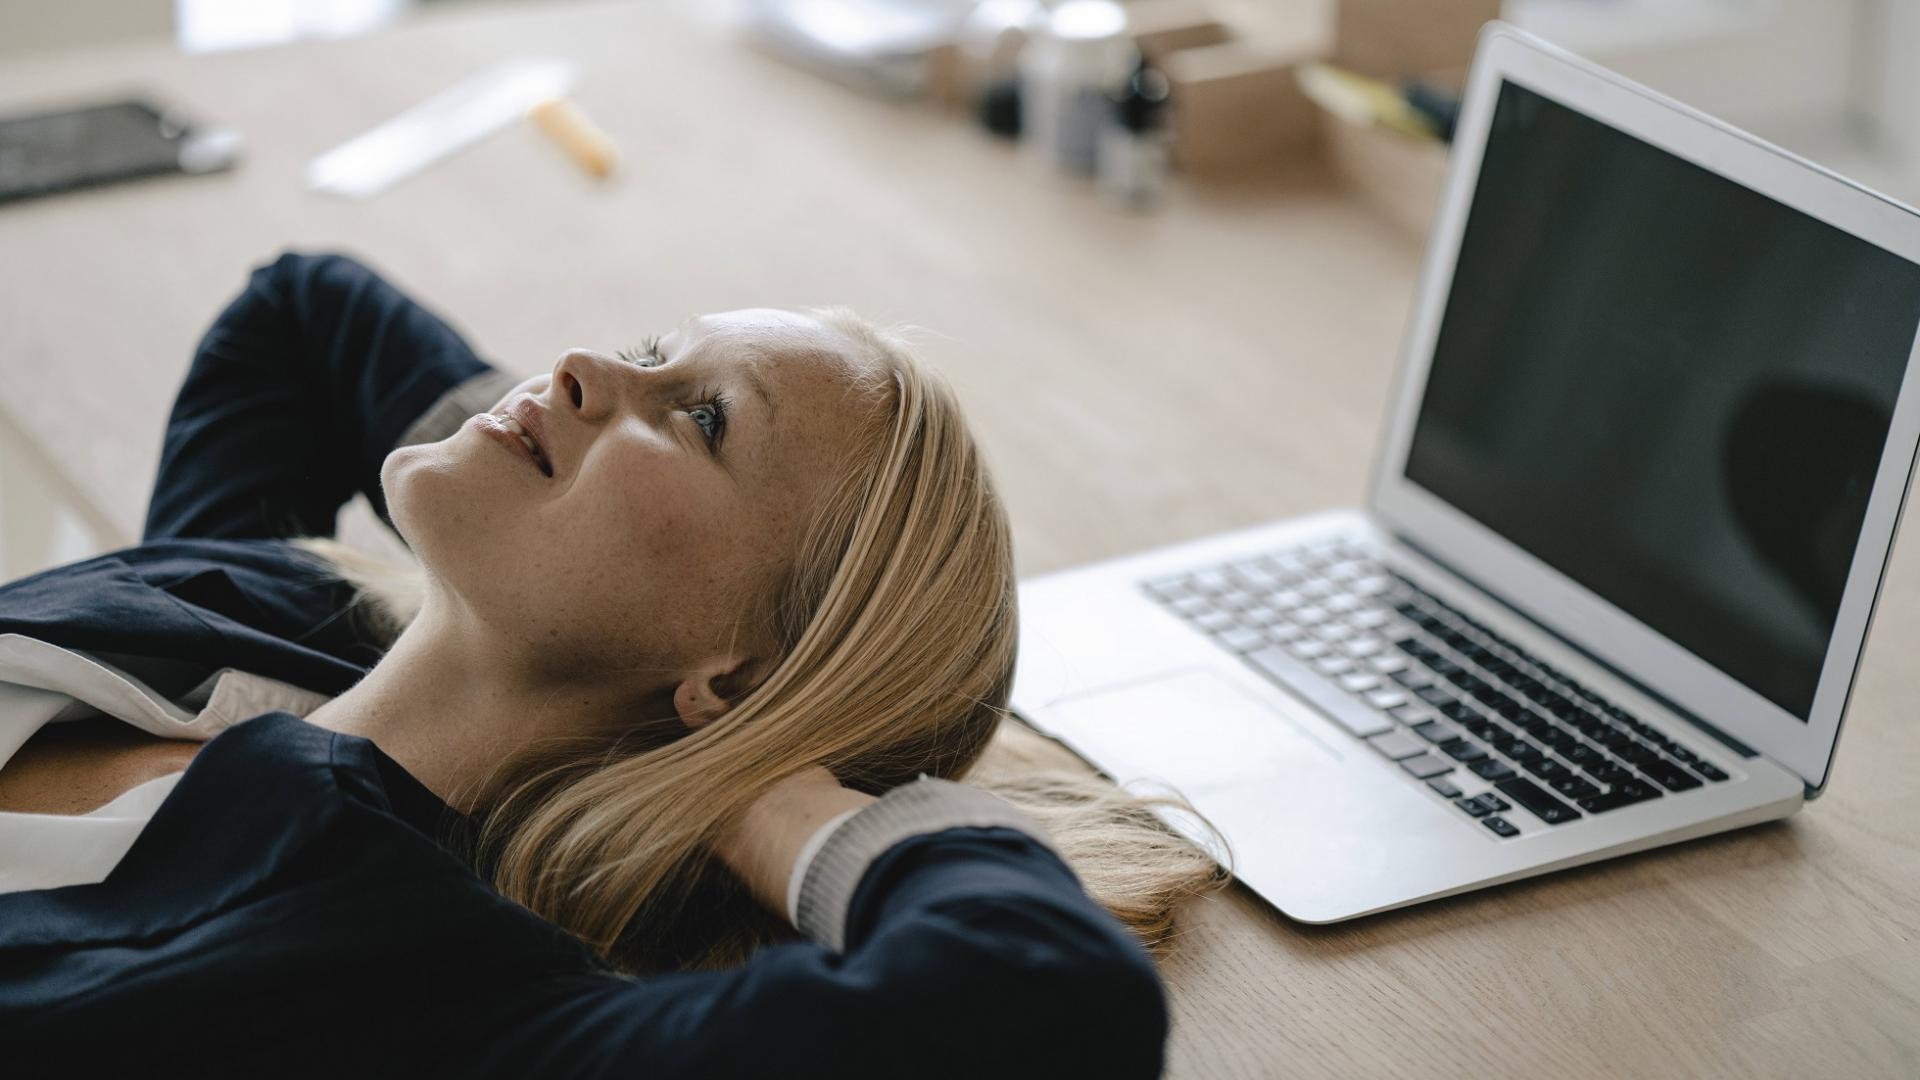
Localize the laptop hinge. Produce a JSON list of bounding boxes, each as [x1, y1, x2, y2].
[[1387, 531, 1765, 763]]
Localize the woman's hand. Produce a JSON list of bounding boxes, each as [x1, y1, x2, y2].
[[713, 765, 875, 919]]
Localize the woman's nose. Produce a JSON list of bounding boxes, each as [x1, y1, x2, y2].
[[553, 348, 619, 420]]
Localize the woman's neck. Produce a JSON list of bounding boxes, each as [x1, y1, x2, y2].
[[304, 597, 622, 814]]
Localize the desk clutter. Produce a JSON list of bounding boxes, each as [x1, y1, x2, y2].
[[743, 0, 1492, 221]]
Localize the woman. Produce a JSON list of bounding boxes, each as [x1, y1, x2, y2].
[[0, 252, 1223, 1077]]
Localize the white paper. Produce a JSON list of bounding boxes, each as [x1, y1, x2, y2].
[[307, 57, 580, 197]]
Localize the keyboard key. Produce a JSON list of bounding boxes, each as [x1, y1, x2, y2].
[[1215, 589, 1258, 611], [1457, 712, 1498, 735], [1389, 703, 1437, 725], [1314, 622, 1355, 643], [1637, 758, 1704, 792], [1504, 741, 1543, 763], [1565, 744, 1607, 769], [1454, 795, 1493, 817], [1571, 714, 1609, 738], [1289, 639, 1330, 660], [1352, 609, 1392, 630], [1577, 779, 1662, 813], [1266, 623, 1308, 644], [1587, 763, 1634, 786], [1476, 686, 1525, 715], [1195, 610, 1236, 632], [1410, 720, 1458, 743], [1216, 627, 1267, 653], [1364, 688, 1407, 711], [1313, 655, 1356, 676], [1144, 576, 1191, 600], [1598, 728, 1638, 751], [1229, 559, 1282, 588], [1482, 815, 1520, 837], [1341, 637, 1384, 658], [1616, 742, 1663, 766], [1399, 753, 1454, 779], [1493, 777, 1581, 824], [1540, 729, 1579, 753], [1427, 777, 1463, 798], [1366, 729, 1429, 760], [1243, 605, 1286, 626], [1366, 653, 1408, 674], [1548, 776, 1601, 800], [1532, 760, 1574, 782], [1193, 570, 1232, 594], [1415, 686, 1455, 707], [1171, 595, 1213, 617], [1391, 669, 1433, 690], [1693, 760, 1729, 782], [1338, 672, 1381, 693], [1439, 738, 1487, 763], [1468, 759, 1517, 781], [1512, 710, 1550, 732], [1294, 604, 1330, 625]]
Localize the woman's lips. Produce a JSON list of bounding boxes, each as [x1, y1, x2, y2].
[[473, 413, 549, 476]]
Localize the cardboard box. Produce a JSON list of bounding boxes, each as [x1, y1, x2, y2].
[[1162, 39, 1324, 175], [1126, 0, 1234, 63], [1333, 0, 1501, 81]]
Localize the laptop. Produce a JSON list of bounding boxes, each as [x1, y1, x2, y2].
[[1008, 24, 1920, 923]]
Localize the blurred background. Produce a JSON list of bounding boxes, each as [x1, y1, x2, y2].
[[3, 0, 1916, 583]]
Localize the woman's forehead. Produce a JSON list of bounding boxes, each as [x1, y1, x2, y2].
[[668, 308, 840, 354], [674, 310, 880, 398]]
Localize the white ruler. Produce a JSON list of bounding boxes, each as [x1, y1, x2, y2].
[[307, 57, 580, 197]]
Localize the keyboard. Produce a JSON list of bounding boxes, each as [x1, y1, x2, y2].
[[1141, 535, 1732, 839]]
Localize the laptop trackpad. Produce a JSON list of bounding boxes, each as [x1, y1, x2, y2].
[[1045, 668, 1337, 796]]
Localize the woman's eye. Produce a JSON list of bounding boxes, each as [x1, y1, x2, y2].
[[687, 394, 731, 449], [616, 335, 664, 367], [688, 403, 720, 440]]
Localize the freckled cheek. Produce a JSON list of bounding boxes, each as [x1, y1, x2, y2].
[[567, 487, 730, 596]]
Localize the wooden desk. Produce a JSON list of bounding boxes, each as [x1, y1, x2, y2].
[[1, 2, 1913, 1075]]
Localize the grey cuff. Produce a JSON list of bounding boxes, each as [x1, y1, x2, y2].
[[395, 368, 523, 449], [794, 776, 1062, 952]]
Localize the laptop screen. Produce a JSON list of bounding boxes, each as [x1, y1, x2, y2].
[[1403, 80, 1920, 722]]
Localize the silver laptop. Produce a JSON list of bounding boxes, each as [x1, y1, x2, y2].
[[1009, 24, 1920, 923]]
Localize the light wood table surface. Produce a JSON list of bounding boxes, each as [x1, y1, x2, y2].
[[1, 2, 1914, 1076]]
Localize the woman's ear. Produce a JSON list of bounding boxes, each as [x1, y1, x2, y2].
[[672, 655, 764, 731]]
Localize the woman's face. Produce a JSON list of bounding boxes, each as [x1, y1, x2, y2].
[[383, 309, 881, 717]]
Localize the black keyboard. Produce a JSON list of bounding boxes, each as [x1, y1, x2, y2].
[[1142, 535, 1732, 838]]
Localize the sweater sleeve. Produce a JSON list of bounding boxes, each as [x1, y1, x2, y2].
[[142, 250, 518, 544], [486, 780, 1169, 1080]]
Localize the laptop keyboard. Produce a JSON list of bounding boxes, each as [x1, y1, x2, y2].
[[1141, 535, 1732, 839]]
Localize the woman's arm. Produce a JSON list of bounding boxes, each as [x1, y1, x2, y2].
[[488, 778, 1170, 1080], [711, 764, 874, 917], [141, 251, 518, 544]]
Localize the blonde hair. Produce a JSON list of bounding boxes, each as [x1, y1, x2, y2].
[[292, 309, 1229, 973]]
